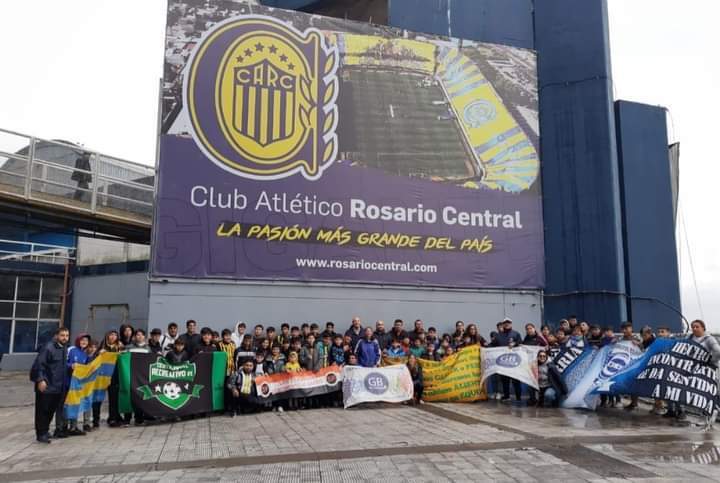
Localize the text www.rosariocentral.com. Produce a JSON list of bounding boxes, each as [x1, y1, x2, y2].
[[295, 258, 438, 273]]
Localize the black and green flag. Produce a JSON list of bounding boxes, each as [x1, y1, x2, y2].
[[118, 352, 226, 417]]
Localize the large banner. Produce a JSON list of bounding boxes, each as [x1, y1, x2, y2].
[[342, 365, 413, 408], [255, 365, 343, 401], [153, 1, 544, 289], [64, 352, 118, 420], [560, 341, 643, 410], [118, 352, 226, 418], [418, 345, 486, 402], [481, 346, 541, 389], [597, 339, 720, 415]]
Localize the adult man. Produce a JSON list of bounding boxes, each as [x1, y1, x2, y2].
[[409, 319, 425, 342], [345, 317, 363, 349], [178, 320, 202, 355], [32, 326, 69, 443], [159, 322, 178, 355], [390, 319, 408, 342], [374, 320, 392, 351], [354, 327, 381, 368], [492, 318, 523, 401], [231, 322, 246, 347]]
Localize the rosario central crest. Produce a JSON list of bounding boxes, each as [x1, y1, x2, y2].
[[185, 15, 339, 180]]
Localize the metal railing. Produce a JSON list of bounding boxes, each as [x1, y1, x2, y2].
[[0, 238, 76, 264], [0, 127, 155, 226]]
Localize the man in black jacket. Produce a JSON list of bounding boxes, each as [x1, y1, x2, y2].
[[373, 320, 392, 351], [32, 327, 70, 443], [178, 320, 201, 355]]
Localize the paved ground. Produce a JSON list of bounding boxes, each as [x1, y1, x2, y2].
[[0, 372, 719, 482]]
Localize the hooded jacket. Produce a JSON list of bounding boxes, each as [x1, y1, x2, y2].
[[231, 322, 246, 347], [66, 334, 90, 385]]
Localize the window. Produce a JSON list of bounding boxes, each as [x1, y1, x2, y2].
[[0, 275, 65, 354]]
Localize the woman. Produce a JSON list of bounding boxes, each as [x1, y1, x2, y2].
[[118, 324, 134, 347], [100, 330, 123, 427], [407, 354, 424, 404], [465, 324, 487, 347], [679, 320, 720, 424]]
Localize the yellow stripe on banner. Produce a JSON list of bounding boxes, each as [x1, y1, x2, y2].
[[65, 375, 112, 405], [247, 86, 257, 138], [259, 87, 269, 145], [64, 352, 118, 405], [273, 89, 282, 140], [417, 345, 486, 402]]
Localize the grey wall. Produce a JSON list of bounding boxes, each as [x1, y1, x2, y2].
[[71, 272, 150, 337], [149, 280, 541, 337]]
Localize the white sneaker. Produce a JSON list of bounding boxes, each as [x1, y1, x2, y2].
[[277, 406, 284, 413], [418, 399, 425, 405]]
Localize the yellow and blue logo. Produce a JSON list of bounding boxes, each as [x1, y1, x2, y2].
[[185, 15, 339, 180]]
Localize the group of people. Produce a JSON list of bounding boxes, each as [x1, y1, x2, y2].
[[31, 315, 719, 444]]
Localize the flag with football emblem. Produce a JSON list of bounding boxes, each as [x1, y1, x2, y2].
[[118, 352, 227, 417]]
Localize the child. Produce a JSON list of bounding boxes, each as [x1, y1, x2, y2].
[[422, 342, 437, 361], [285, 351, 302, 372], [290, 326, 301, 340], [443, 346, 455, 359], [437, 338, 450, 359], [86, 340, 103, 429], [587, 325, 603, 348], [254, 352, 268, 377], [319, 334, 332, 369], [346, 353, 359, 366], [227, 360, 257, 415], [194, 327, 217, 354], [266, 345, 286, 373], [409, 337, 426, 358], [386, 339, 405, 358], [148, 329, 163, 354], [329, 334, 346, 366], [66, 334, 91, 435], [600, 327, 616, 347], [217, 329, 237, 416], [234, 335, 256, 368], [284, 351, 302, 410], [401, 336, 411, 355], [212, 331, 221, 345], [281, 339, 291, 358], [166, 338, 189, 364]]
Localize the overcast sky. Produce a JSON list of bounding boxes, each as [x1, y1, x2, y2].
[[0, 0, 716, 331]]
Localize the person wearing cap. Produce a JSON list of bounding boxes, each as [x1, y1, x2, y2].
[[148, 328, 163, 354], [491, 318, 523, 402]]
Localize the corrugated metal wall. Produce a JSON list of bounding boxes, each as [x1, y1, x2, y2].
[[615, 101, 682, 331], [389, 0, 629, 328]]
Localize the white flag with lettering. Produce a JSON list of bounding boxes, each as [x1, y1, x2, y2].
[[342, 365, 414, 408]]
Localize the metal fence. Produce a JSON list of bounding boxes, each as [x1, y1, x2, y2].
[[0, 127, 155, 226], [0, 238, 76, 264]]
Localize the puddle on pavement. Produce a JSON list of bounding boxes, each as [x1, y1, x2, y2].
[[592, 441, 720, 465]]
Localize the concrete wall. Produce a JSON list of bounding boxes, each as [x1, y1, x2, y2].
[[149, 280, 541, 337], [70, 272, 150, 337], [76, 237, 150, 266]]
